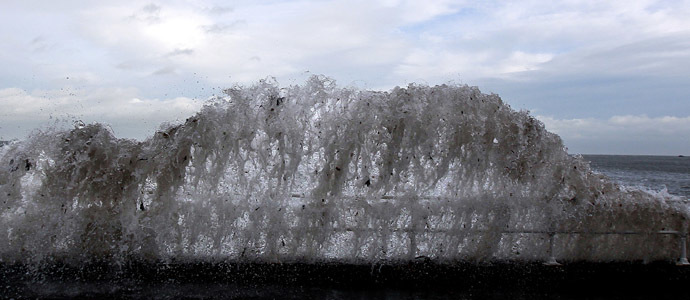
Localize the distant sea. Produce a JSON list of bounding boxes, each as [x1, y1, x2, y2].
[[582, 155, 690, 199]]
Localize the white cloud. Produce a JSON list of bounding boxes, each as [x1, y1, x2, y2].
[[5, 0, 690, 88], [35, 0, 468, 86], [394, 49, 553, 83], [392, 0, 690, 85], [2, 0, 690, 154], [382, 0, 466, 23], [538, 115, 690, 155], [0, 87, 202, 140]]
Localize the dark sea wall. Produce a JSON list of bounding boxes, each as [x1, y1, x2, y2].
[[2, 260, 690, 299]]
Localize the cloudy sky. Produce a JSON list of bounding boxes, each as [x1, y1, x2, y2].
[[1, 0, 689, 155]]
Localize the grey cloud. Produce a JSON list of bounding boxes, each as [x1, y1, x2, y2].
[[152, 66, 176, 75], [30, 36, 45, 46], [538, 34, 690, 77], [28, 36, 55, 53], [202, 20, 246, 33], [128, 3, 162, 24], [538, 115, 690, 155], [116, 61, 141, 70], [205, 6, 233, 15], [0, 87, 202, 141], [166, 48, 195, 56], [469, 33, 690, 120], [475, 73, 690, 122], [142, 3, 161, 14]]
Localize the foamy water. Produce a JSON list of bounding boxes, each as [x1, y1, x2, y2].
[[1, 76, 687, 265], [584, 155, 690, 200]]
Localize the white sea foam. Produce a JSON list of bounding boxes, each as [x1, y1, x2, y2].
[[0, 76, 687, 264]]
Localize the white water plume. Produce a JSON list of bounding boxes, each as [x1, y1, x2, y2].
[[1, 76, 687, 264]]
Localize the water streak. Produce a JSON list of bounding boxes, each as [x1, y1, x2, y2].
[[1, 76, 687, 264]]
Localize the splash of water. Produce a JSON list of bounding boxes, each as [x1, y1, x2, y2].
[[1, 76, 687, 265]]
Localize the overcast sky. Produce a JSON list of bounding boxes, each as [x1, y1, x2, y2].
[[1, 0, 689, 155]]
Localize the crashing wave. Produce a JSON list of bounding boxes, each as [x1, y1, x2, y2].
[[1, 76, 687, 265]]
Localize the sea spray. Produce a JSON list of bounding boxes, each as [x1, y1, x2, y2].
[[1, 76, 687, 265]]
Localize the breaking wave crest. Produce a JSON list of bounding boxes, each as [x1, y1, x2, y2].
[[1, 76, 687, 265]]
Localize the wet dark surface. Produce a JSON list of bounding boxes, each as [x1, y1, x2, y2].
[[3, 260, 690, 299]]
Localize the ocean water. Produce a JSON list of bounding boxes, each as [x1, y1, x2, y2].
[[583, 155, 690, 200]]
